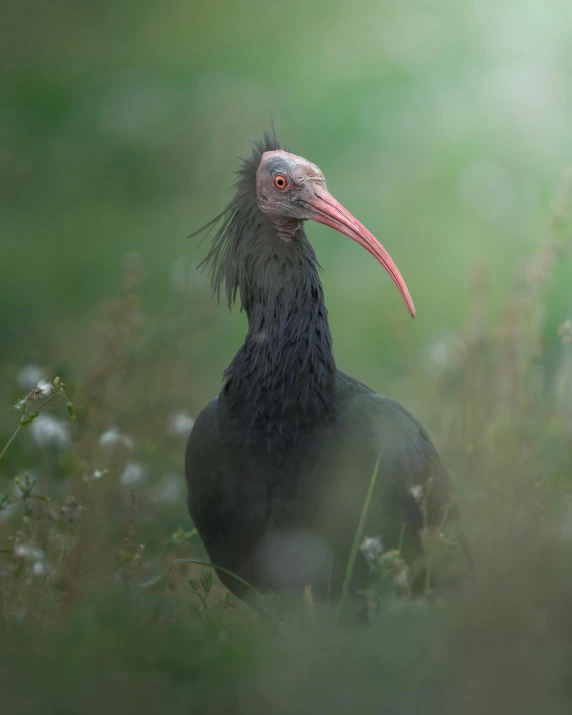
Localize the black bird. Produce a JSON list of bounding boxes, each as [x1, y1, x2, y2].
[[186, 131, 461, 602]]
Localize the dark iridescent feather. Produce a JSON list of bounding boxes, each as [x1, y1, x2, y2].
[[185, 132, 467, 603], [193, 130, 282, 309]]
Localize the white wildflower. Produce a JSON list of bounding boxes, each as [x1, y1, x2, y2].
[[14, 544, 44, 562], [32, 561, 47, 576], [167, 411, 195, 437], [99, 427, 134, 450], [14, 544, 47, 576], [409, 484, 424, 505], [150, 474, 184, 505], [82, 469, 104, 483], [360, 535, 384, 563], [120, 461, 146, 487], [393, 560, 410, 590], [36, 379, 53, 397], [30, 415, 70, 449], [17, 364, 45, 390]]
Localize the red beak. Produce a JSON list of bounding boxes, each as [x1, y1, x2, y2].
[[309, 186, 416, 318]]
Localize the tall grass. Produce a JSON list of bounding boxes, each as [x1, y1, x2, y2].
[[0, 174, 571, 714]]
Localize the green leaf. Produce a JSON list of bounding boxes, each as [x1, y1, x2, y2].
[[171, 558, 261, 600], [200, 570, 213, 594], [21, 411, 40, 426]]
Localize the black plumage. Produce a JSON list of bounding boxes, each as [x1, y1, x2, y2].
[[185, 131, 462, 601]]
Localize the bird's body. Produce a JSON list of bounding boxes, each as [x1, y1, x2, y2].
[[186, 131, 458, 601]]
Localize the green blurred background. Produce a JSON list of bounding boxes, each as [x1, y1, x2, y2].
[[2, 3, 572, 712], [3, 0, 571, 412]]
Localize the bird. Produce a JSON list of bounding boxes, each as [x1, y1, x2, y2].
[[185, 130, 465, 604]]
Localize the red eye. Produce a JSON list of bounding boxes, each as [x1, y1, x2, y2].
[[273, 174, 288, 189]]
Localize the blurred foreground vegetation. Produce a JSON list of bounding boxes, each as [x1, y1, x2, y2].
[[2, 0, 572, 712], [0, 183, 571, 713]]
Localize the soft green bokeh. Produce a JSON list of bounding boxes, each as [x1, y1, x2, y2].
[[2, 4, 572, 713], [3, 0, 571, 411]]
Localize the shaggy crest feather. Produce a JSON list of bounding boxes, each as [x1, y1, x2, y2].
[[189, 129, 336, 449], [192, 130, 282, 309]]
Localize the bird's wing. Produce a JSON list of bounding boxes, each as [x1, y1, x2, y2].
[[185, 398, 222, 530], [335, 371, 455, 536], [330, 371, 471, 591], [184, 398, 271, 596]]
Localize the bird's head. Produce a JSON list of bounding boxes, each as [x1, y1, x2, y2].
[[197, 131, 415, 318], [256, 149, 415, 318]]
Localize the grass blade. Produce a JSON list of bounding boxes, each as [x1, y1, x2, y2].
[[336, 455, 381, 621], [170, 558, 261, 599]]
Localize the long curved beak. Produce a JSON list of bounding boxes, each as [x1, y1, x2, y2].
[[308, 186, 416, 318]]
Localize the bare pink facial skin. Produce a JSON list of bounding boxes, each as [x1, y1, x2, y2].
[[256, 150, 416, 318]]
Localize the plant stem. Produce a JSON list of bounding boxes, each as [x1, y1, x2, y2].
[[0, 423, 23, 463], [0, 392, 61, 463], [336, 455, 381, 622], [424, 503, 451, 594], [170, 558, 261, 599]]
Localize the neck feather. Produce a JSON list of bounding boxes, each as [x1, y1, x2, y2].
[[219, 225, 337, 450]]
